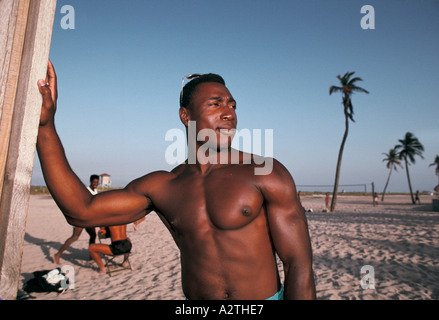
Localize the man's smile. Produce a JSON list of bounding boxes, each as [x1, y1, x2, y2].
[[217, 128, 236, 136]]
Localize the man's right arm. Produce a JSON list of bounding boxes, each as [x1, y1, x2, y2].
[[37, 61, 150, 227]]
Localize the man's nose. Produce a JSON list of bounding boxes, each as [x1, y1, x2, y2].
[[220, 105, 235, 121]]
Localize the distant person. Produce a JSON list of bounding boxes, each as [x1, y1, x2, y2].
[[373, 192, 378, 206], [89, 225, 132, 274], [325, 193, 330, 212], [415, 191, 421, 204], [52, 175, 100, 264]]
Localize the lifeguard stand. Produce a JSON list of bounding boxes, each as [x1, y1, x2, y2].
[[100, 173, 111, 188]]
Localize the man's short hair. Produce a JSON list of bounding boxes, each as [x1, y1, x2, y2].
[[90, 174, 99, 182], [180, 73, 225, 109]]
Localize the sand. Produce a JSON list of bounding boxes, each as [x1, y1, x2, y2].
[[17, 194, 439, 300]]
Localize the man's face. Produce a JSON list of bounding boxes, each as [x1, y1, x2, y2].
[[183, 82, 237, 150], [90, 178, 99, 189]]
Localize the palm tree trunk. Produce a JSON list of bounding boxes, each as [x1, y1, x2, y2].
[[404, 157, 415, 204], [381, 167, 393, 201], [330, 114, 349, 212]]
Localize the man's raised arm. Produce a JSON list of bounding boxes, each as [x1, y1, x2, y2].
[[261, 159, 316, 300], [36, 61, 149, 227]]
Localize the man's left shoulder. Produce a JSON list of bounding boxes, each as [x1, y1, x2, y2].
[[253, 157, 291, 179], [255, 158, 299, 203]]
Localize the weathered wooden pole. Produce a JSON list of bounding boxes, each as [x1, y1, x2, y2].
[[0, 0, 56, 300], [371, 182, 376, 207]]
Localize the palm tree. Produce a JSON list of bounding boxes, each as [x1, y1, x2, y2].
[[381, 147, 402, 201], [395, 132, 424, 204], [329, 72, 369, 212], [429, 155, 439, 185]]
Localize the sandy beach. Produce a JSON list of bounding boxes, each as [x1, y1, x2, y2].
[[18, 193, 439, 300]]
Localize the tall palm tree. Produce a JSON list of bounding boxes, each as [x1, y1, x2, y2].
[[329, 72, 369, 212], [381, 147, 402, 201], [396, 132, 424, 204], [429, 155, 439, 185]]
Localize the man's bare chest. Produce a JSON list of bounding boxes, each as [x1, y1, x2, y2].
[[154, 169, 265, 231]]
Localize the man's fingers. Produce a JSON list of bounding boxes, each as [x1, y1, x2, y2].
[[47, 60, 57, 87], [47, 60, 58, 100], [38, 79, 49, 92], [38, 61, 58, 124], [38, 79, 52, 103], [47, 60, 56, 79]]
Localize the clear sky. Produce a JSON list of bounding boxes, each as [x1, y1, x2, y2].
[[32, 0, 439, 193]]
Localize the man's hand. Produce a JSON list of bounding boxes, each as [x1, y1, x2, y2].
[[37, 60, 58, 127]]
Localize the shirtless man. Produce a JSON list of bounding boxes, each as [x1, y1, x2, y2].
[[37, 61, 316, 300], [89, 225, 131, 274]]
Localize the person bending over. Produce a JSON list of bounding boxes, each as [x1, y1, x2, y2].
[[89, 225, 131, 274], [52, 174, 99, 264]]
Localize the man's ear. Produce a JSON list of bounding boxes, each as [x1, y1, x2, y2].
[[179, 107, 190, 127]]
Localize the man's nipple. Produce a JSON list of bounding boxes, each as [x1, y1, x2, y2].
[[241, 206, 252, 217]]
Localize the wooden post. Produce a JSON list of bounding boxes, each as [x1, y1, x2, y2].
[[0, 0, 56, 300]]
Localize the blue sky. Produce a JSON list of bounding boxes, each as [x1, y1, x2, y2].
[[32, 0, 439, 193]]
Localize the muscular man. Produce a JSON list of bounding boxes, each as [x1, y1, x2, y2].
[[37, 61, 316, 300]]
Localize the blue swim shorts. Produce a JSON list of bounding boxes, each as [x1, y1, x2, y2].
[[265, 285, 284, 300]]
